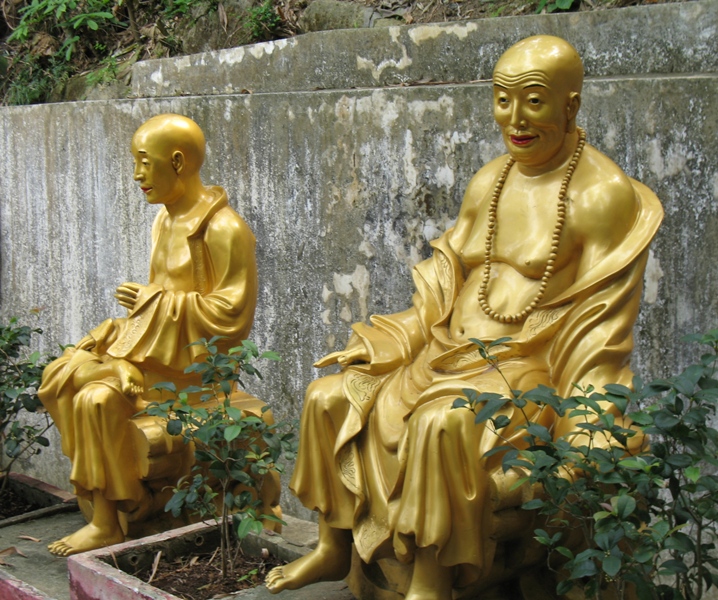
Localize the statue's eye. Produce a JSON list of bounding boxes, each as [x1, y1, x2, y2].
[[529, 97, 540, 105]]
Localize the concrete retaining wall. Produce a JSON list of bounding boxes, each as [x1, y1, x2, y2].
[[1, 1, 716, 519]]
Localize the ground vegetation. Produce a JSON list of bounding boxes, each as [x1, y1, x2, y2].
[[0, 0, 684, 105]]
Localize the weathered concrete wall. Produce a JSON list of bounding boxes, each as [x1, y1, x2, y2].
[[1, 1, 716, 520]]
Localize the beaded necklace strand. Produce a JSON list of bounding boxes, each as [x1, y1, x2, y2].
[[477, 127, 587, 324]]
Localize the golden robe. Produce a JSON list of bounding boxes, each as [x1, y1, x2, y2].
[[291, 179, 662, 582], [39, 187, 257, 503]]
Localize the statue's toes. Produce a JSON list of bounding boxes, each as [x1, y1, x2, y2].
[[48, 541, 69, 556], [265, 566, 284, 586]]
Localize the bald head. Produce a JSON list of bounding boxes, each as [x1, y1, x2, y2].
[[132, 114, 206, 176], [493, 35, 584, 97]]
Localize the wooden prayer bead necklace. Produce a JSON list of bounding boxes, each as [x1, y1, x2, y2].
[[477, 127, 587, 324]]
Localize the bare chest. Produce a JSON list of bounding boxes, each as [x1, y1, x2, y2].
[[460, 184, 581, 278], [150, 222, 195, 288]]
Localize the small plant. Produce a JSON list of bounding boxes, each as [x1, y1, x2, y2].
[[244, 0, 280, 42], [85, 55, 119, 86], [453, 332, 718, 600], [8, 0, 121, 52], [144, 338, 296, 578], [536, 0, 578, 13], [162, 0, 206, 18], [0, 316, 54, 494]]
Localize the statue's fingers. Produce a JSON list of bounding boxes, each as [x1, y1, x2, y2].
[[313, 352, 341, 368], [114, 291, 137, 302], [115, 288, 138, 300], [115, 297, 135, 310]]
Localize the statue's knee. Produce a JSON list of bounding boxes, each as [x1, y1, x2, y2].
[[410, 400, 470, 436], [304, 375, 344, 415], [74, 385, 123, 415]]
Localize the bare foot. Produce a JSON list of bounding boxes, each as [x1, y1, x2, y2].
[[47, 523, 124, 557], [116, 361, 144, 397], [265, 544, 351, 593]]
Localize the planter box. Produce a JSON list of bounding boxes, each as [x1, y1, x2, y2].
[[0, 473, 78, 529], [67, 515, 319, 600], [0, 569, 53, 600]]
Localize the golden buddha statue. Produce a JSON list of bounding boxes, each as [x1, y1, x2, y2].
[[266, 35, 663, 599], [39, 114, 261, 556]]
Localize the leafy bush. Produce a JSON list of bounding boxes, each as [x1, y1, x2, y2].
[[536, 0, 578, 14], [0, 317, 54, 492], [454, 332, 718, 600], [1, 0, 292, 105], [144, 338, 296, 578], [245, 0, 281, 42]]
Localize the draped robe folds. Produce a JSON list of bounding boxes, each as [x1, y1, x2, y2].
[[291, 179, 663, 581], [39, 187, 258, 503]]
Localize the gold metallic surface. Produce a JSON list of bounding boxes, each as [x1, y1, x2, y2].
[[38, 114, 263, 556], [266, 36, 663, 599]]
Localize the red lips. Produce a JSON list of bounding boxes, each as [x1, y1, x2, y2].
[[510, 135, 537, 146]]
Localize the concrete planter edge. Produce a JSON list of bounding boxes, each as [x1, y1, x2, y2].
[[0, 473, 78, 530], [67, 516, 317, 600]]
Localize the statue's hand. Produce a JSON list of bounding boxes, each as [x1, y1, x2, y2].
[[314, 346, 370, 369], [115, 282, 143, 311]]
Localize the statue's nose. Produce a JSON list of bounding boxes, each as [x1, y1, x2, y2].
[[510, 106, 525, 129]]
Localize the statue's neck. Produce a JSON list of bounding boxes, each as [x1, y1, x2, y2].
[[164, 177, 211, 219]]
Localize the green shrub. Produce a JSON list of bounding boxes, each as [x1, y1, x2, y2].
[[454, 332, 718, 600], [0, 317, 54, 492], [245, 0, 280, 42], [144, 338, 296, 578]]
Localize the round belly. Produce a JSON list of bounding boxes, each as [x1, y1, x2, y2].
[[449, 264, 544, 343]]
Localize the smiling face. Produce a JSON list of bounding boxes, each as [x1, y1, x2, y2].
[[131, 130, 185, 206], [492, 36, 583, 170]]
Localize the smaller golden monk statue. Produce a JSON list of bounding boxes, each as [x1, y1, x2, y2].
[[39, 114, 268, 556], [266, 36, 663, 599]]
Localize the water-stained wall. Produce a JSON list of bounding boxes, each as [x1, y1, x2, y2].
[[0, 1, 716, 519]]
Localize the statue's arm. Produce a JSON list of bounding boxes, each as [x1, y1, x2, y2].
[[75, 319, 118, 352], [572, 168, 639, 280], [547, 167, 643, 402], [314, 308, 423, 371], [189, 208, 258, 336]]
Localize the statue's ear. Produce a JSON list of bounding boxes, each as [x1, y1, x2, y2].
[[171, 151, 185, 175], [566, 92, 581, 133]]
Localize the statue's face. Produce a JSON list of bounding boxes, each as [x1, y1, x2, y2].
[[492, 69, 571, 169], [131, 132, 185, 206]]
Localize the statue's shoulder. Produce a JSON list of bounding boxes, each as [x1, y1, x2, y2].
[[466, 154, 509, 192], [460, 154, 509, 208], [570, 144, 639, 240], [573, 144, 636, 204], [204, 189, 255, 245]]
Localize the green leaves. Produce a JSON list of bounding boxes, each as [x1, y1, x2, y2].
[[451, 331, 718, 599], [143, 338, 297, 578], [0, 318, 54, 484]]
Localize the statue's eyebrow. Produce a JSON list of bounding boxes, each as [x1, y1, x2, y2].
[[492, 82, 547, 90]]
